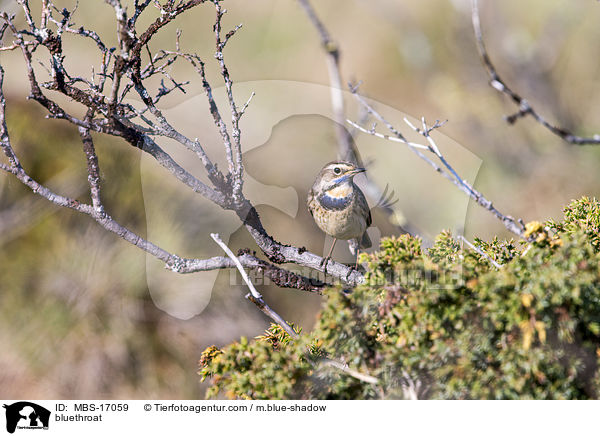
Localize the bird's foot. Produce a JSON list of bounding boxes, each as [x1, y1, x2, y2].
[[345, 264, 359, 281], [320, 256, 331, 274]]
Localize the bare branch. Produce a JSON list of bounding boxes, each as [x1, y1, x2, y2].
[[239, 91, 255, 117], [458, 235, 502, 269], [78, 112, 104, 212], [404, 117, 527, 238], [348, 84, 527, 239], [160, 46, 235, 184], [471, 0, 600, 145], [245, 294, 300, 340], [131, 0, 206, 70], [1, 0, 366, 296], [347, 88, 463, 197], [321, 358, 379, 385], [1, 92, 323, 290], [346, 120, 429, 150], [179, 251, 325, 293], [129, 0, 153, 27], [401, 369, 426, 400], [211, 233, 263, 300], [213, 1, 244, 204], [0, 41, 36, 51], [211, 233, 300, 339], [235, 202, 364, 285]]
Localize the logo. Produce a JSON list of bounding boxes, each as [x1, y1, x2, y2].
[[3, 402, 50, 434]]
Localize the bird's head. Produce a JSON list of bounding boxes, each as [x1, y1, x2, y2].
[[314, 161, 366, 195]]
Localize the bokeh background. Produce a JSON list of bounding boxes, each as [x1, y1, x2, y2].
[[1, 0, 599, 398]]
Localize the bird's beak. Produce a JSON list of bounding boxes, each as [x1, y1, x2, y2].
[[349, 167, 366, 176]]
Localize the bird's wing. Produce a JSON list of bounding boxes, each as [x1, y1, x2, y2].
[[306, 188, 317, 217], [355, 186, 372, 228]]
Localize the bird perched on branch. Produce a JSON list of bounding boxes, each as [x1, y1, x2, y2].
[[307, 161, 372, 270]]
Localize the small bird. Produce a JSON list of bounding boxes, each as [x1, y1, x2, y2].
[[307, 161, 372, 269]]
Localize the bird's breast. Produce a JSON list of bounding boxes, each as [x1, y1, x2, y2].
[[318, 191, 352, 211], [307, 178, 369, 242]]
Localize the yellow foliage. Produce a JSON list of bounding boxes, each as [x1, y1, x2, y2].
[[521, 293, 534, 308], [519, 320, 533, 350], [396, 334, 407, 347], [535, 321, 546, 344], [524, 221, 544, 238], [519, 319, 546, 350]]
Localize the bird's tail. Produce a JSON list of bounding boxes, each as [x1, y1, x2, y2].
[[349, 231, 372, 255], [360, 230, 372, 249]]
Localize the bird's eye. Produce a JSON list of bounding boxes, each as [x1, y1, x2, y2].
[[333, 167, 342, 175]]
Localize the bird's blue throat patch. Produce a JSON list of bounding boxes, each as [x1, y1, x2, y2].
[[318, 192, 352, 211]]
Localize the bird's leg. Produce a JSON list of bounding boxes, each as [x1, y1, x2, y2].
[[320, 237, 337, 273], [346, 247, 360, 280], [345, 249, 361, 281]]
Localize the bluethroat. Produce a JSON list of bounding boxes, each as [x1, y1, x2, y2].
[[307, 161, 372, 269]]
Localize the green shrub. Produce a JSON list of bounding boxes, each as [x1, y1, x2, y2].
[[199, 197, 600, 399]]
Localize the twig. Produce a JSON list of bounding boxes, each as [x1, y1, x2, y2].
[[348, 83, 527, 239], [78, 116, 104, 213], [401, 369, 424, 400], [0, 69, 322, 291], [346, 120, 429, 150], [348, 86, 460, 191], [168, 48, 235, 179], [239, 91, 255, 116], [0, 41, 36, 51], [458, 235, 502, 269], [245, 294, 299, 340], [0, 0, 365, 293], [210, 233, 262, 299], [471, 0, 600, 145], [178, 252, 325, 295], [213, 1, 244, 204], [321, 358, 379, 385], [210, 233, 300, 339], [404, 116, 527, 238]]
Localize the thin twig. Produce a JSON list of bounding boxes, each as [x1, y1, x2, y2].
[[210, 233, 262, 299], [245, 293, 300, 340], [401, 369, 424, 400], [471, 0, 600, 145], [213, 1, 244, 205], [347, 86, 459, 188], [321, 358, 379, 385], [348, 83, 527, 239], [239, 91, 255, 116], [346, 120, 429, 150], [458, 235, 502, 269], [404, 116, 527, 238], [210, 233, 300, 339], [1, 0, 366, 292], [78, 115, 104, 213]]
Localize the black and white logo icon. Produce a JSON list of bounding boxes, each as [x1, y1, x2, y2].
[[3, 402, 50, 434]]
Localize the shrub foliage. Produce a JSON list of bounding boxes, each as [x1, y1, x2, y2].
[[199, 197, 600, 399]]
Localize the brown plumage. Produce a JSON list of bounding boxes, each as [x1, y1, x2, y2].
[[307, 161, 371, 266]]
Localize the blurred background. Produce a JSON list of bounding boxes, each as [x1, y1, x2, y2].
[[1, 0, 599, 398]]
